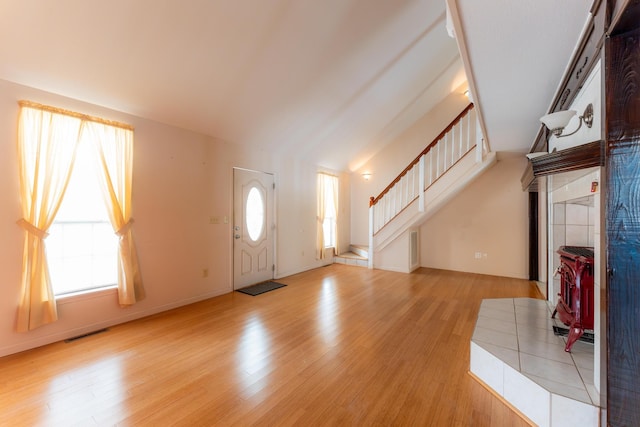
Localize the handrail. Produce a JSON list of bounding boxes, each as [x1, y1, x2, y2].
[[369, 103, 474, 207]]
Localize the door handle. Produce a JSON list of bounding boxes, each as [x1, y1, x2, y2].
[[235, 234, 240, 239]]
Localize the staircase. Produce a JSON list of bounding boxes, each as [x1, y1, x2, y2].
[[356, 103, 495, 272]]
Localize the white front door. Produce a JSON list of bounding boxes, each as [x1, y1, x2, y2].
[[233, 168, 275, 289]]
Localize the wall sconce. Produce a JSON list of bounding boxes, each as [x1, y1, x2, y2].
[[540, 103, 593, 138], [362, 172, 372, 181]]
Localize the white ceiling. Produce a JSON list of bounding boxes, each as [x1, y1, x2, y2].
[[0, 1, 593, 171], [451, 0, 593, 153], [0, 0, 464, 172]]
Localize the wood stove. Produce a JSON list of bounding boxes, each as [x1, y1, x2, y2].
[[552, 245, 595, 352]]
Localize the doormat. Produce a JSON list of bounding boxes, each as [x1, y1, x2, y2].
[[552, 325, 595, 343], [237, 281, 287, 296]]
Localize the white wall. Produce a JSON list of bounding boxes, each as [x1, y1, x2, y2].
[[350, 91, 469, 246], [0, 79, 348, 356], [420, 155, 529, 279]]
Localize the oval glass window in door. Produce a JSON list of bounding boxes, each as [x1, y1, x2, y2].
[[246, 186, 265, 242]]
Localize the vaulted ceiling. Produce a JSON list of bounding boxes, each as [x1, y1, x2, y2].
[[450, 0, 593, 153], [0, 1, 592, 171]]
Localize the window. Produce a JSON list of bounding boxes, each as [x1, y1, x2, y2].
[[47, 136, 118, 295], [16, 101, 143, 333], [322, 179, 337, 248], [317, 173, 339, 257], [245, 186, 265, 242]]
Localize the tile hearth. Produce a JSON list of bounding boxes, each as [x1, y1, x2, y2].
[[470, 298, 600, 427]]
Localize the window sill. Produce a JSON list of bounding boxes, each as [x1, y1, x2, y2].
[[56, 285, 118, 305]]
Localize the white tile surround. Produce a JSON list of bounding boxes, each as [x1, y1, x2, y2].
[[470, 298, 600, 427], [551, 202, 595, 300]]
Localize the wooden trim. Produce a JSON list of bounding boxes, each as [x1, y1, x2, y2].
[[520, 161, 536, 192], [608, 0, 639, 36], [590, 0, 603, 15], [531, 140, 604, 175], [521, 141, 604, 191], [370, 103, 474, 206]]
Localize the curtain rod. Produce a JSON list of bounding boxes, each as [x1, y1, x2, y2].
[[18, 100, 134, 131]]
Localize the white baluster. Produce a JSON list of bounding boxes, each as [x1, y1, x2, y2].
[[466, 110, 472, 153], [437, 140, 441, 178], [453, 124, 458, 166], [419, 154, 425, 212], [459, 118, 464, 160], [385, 193, 389, 224], [430, 149, 434, 188], [368, 204, 374, 268], [399, 176, 404, 211], [475, 114, 483, 163], [392, 186, 396, 219], [445, 130, 450, 170], [410, 169, 414, 203]]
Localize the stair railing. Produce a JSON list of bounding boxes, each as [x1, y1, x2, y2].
[[368, 103, 484, 266]]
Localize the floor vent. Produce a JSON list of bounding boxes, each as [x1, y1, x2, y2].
[[65, 328, 109, 343]]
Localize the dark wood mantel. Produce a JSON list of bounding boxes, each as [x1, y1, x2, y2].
[[520, 140, 605, 191]]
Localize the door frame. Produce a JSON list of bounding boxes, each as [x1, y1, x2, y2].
[[231, 167, 277, 290]]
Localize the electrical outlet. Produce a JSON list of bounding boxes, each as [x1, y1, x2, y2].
[[474, 252, 482, 259]]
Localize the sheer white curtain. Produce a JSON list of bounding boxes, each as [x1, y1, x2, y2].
[[316, 173, 326, 260], [85, 121, 145, 305], [317, 173, 339, 259], [16, 104, 82, 331], [329, 174, 339, 256], [16, 101, 143, 331]]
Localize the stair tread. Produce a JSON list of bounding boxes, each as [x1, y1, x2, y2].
[[336, 251, 367, 260]]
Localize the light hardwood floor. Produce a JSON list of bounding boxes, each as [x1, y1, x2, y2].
[[0, 265, 541, 426]]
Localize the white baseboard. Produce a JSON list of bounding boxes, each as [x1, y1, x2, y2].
[[0, 288, 228, 358]]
